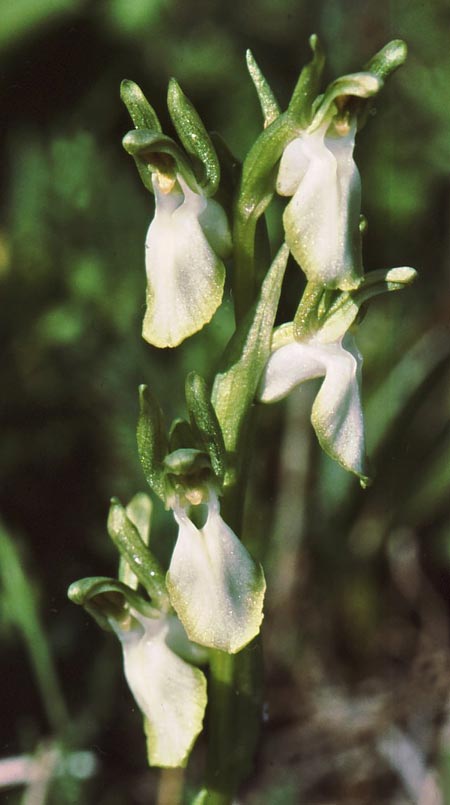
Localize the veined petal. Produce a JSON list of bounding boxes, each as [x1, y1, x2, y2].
[[143, 176, 225, 348], [258, 335, 368, 479], [112, 610, 207, 768], [279, 122, 362, 290], [167, 493, 265, 654]]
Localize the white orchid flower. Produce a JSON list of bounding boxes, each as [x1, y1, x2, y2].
[[277, 72, 381, 291], [110, 605, 207, 768], [143, 173, 231, 348], [278, 118, 361, 290], [258, 329, 368, 482], [166, 487, 265, 654]]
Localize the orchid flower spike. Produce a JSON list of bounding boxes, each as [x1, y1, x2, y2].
[[166, 484, 266, 654], [258, 326, 369, 484], [144, 172, 231, 349], [278, 72, 382, 290]]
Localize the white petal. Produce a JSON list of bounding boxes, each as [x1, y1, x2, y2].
[[167, 494, 265, 654], [143, 178, 225, 348], [276, 136, 310, 196], [281, 123, 362, 290], [258, 339, 325, 403], [198, 197, 232, 259], [115, 613, 207, 768], [258, 336, 367, 478], [310, 335, 367, 478]]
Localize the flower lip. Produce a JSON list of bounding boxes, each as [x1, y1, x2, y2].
[[166, 487, 266, 654], [258, 332, 368, 481], [142, 172, 227, 348]]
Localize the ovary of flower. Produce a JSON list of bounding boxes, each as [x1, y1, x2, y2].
[[143, 173, 231, 349], [277, 117, 362, 291], [109, 606, 207, 768], [258, 332, 368, 481], [166, 488, 266, 654]]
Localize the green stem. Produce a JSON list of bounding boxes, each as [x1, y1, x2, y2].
[[203, 423, 263, 803], [205, 640, 263, 804]]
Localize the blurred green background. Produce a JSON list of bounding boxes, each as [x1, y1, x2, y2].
[[1, 1, 450, 803]]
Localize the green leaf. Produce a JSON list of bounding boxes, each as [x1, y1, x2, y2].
[[246, 50, 280, 127], [120, 79, 162, 132], [0, 522, 69, 734], [107, 498, 169, 610], [212, 243, 289, 463], [185, 372, 227, 484], [137, 385, 167, 500], [167, 78, 220, 196]]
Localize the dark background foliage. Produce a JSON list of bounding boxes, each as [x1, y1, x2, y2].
[[1, 1, 450, 802]]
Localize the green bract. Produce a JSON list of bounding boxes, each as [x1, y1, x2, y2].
[[213, 243, 289, 464]]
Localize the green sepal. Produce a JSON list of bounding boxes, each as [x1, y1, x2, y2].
[[316, 266, 418, 343], [163, 448, 211, 477], [364, 39, 408, 81], [119, 493, 152, 590], [120, 79, 162, 132], [137, 385, 167, 501], [168, 418, 197, 453], [287, 33, 325, 127], [122, 129, 198, 193], [107, 498, 170, 611], [357, 40, 408, 128], [67, 576, 157, 632], [311, 71, 382, 131], [167, 78, 220, 196], [185, 372, 227, 485], [246, 49, 280, 127], [212, 243, 289, 467]]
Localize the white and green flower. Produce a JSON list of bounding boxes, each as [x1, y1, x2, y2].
[[143, 173, 231, 348], [277, 72, 381, 290], [166, 487, 265, 654], [68, 577, 207, 768], [111, 606, 207, 767], [258, 328, 368, 482]]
